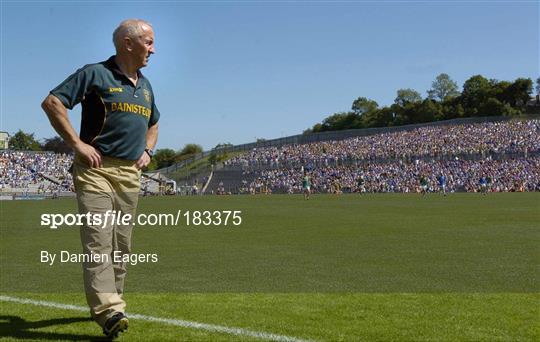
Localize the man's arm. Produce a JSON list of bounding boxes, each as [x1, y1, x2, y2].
[[135, 122, 159, 169], [41, 94, 102, 167]]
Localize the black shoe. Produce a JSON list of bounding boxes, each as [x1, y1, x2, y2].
[[103, 312, 128, 339]]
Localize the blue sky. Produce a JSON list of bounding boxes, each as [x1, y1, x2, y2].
[[1, 1, 538, 151]]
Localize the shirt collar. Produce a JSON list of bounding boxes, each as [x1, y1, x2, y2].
[[105, 55, 144, 82]]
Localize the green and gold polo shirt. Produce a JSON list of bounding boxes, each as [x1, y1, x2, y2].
[[50, 56, 160, 161]]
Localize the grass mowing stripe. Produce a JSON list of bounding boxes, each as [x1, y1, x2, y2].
[[0, 295, 312, 342]]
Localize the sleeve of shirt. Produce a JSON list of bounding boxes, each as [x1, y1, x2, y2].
[[49, 65, 96, 110], [149, 98, 160, 127]]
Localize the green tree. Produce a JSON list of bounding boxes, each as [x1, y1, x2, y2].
[[480, 98, 520, 116], [394, 102, 432, 125], [505, 78, 533, 108], [351, 97, 378, 116], [304, 122, 322, 134], [146, 159, 158, 171], [490, 80, 512, 104], [320, 112, 361, 131], [536, 77, 540, 95], [394, 88, 422, 107], [391, 103, 406, 126], [441, 97, 465, 120], [9, 130, 41, 151], [153, 148, 177, 169], [209, 143, 232, 165], [427, 73, 460, 101], [41, 136, 71, 154], [310, 123, 323, 133], [420, 99, 444, 122], [208, 153, 218, 165], [178, 143, 203, 156], [461, 75, 491, 115], [362, 107, 395, 128], [176, 143, 203, 162]]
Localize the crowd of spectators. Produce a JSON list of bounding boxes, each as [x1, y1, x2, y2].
[[227, 120, 540, 168], [242, 156, 540, 194], [0, 151, 73, 193], [2, 119, 539, 196]]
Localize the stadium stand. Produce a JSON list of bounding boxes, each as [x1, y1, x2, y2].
[[239, 157, 540, 194], [0, 151, 73, 198], [2, 118, 539, 198], [212, 119, 540, 194], [225, 120, 539, 168]]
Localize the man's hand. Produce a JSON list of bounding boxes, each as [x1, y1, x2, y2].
[[135, 151, 151, 170], [42, 94, 102, 168], [74, 141, 103, 168]]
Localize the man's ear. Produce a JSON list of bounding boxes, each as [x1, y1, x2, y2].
[[124, 37, 133, 52]]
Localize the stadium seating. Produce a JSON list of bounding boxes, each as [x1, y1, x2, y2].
[[2, 119, 539, 196], [219, 119, 540, 194]]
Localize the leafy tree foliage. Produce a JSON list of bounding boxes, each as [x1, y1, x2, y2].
[[306, 73, 534, 133], [427, 73, 460, 101], [506, 78, 533, 108], [152, 148, 177, 170], [461, 75, 492, 115], [352, 97, 378, 116], [394, 88, 422, 107], [174, 143, 204, 163], [178, 143, 203, 157], [320, 112, 362, 132], [9, 130, 41, 151], [208, 143, 233, 165], [41, 136, 71, 154], [362, 107, 394, 128]]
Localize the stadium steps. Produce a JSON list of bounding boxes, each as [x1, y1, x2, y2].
[[205, 169, 249, 194]]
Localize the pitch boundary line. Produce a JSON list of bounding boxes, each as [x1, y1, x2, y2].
[[0, 295, 312, 342]]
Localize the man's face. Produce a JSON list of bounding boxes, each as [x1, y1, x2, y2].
[[129, 24, 155, 69]]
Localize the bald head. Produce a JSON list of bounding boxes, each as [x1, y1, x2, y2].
[[113, 19, 153, 52]]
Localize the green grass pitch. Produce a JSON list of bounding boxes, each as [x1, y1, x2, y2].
[[1, 193, 539, 341]]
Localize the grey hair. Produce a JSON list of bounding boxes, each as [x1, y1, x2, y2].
[[112, 19, 152, 50]]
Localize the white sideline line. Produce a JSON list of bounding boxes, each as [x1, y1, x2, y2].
[[0, 295, 311, 342]]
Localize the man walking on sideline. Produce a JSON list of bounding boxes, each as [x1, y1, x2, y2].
[[41, 19, 160, 338]]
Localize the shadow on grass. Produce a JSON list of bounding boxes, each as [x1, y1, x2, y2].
[[0, 315, 110, 341]]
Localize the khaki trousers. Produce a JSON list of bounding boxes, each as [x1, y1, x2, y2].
[[73, 156, 141, 327]]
